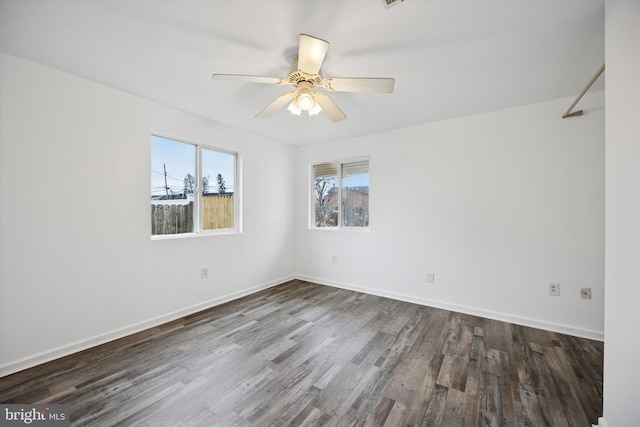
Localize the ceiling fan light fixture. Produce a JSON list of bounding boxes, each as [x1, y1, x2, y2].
[[308, 101, 322, 116], [297, 91, 314, 111], [287, 101, 302, 116]]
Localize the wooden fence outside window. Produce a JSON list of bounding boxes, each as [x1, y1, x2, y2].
[[151, 195, 233, 235]]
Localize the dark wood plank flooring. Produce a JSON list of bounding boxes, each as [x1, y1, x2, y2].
[[0, 280, 604, 426]]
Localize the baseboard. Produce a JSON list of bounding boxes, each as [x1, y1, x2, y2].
[[296, 275, 605, 342], [1, 273, 603, 378], [593, 417, 609, 427], [0, 275, 295, 378]]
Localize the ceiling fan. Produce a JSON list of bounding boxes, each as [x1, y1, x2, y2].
[[212, 34, 395, 123]]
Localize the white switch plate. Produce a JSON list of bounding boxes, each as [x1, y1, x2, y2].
[[427, 273, 435, 284]]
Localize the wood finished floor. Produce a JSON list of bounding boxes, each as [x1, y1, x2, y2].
[[0, 280, 603, 426]]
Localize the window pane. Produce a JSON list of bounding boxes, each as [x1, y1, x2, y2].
[[313, 163, 339, 227], [202, 148, 235, 230], [151, 136, 195, 235], [342, 160, 369, 227]]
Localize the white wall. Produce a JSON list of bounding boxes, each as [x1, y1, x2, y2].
[[602, 1, 640, 426], [0, 53, 296, 376], [296, 92, 605, 339]]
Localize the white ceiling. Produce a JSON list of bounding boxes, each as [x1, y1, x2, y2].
[[0, 0, 604, 146]]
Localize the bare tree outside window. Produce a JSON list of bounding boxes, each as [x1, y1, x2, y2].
[[314, 176, 338, 227], [184, 173, 196, 194], [202, 175, 209, 195], [217, 173, 226, 194]]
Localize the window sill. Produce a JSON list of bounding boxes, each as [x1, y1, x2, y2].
[[151, 229, 240, 240], [309, 227, 370, 233]]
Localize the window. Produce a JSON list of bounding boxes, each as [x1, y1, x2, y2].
[[312, 158, 369, 229], [151, 135, 239, 237]]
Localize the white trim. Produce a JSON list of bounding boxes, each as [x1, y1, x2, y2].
[[593, 417, 609, 427], [296, 275, 605, 342], [0, 275, 294, 378], [234, 152, 243, 234], [150, 227, 239, 240], [195, 145, 203, 231]]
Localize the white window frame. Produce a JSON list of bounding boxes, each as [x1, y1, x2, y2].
[[151, 134, 241, 239], [310, 156, 370, 231]]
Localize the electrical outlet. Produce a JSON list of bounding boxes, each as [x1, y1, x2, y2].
[[201, 268, 208, 279], [548, 282, 560, 296], [331, 255, 338, 264], [581, 288, 592, 299], [427, 273, 435, 284]]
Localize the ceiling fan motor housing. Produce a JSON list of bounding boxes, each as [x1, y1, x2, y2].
[[287, 56, 323, 87]]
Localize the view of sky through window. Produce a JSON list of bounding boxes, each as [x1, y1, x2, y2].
[[151, 135, 234, 198]]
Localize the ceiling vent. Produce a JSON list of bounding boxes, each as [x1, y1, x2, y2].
[[382, 0, 404, 8]]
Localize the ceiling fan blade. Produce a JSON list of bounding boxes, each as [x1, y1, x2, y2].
[[321, 77, 395, 93], [313, 92, 346, 123], [212, 74, 287, 85], [297, 34, 329, 75], [255, 91, 296, 118]]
